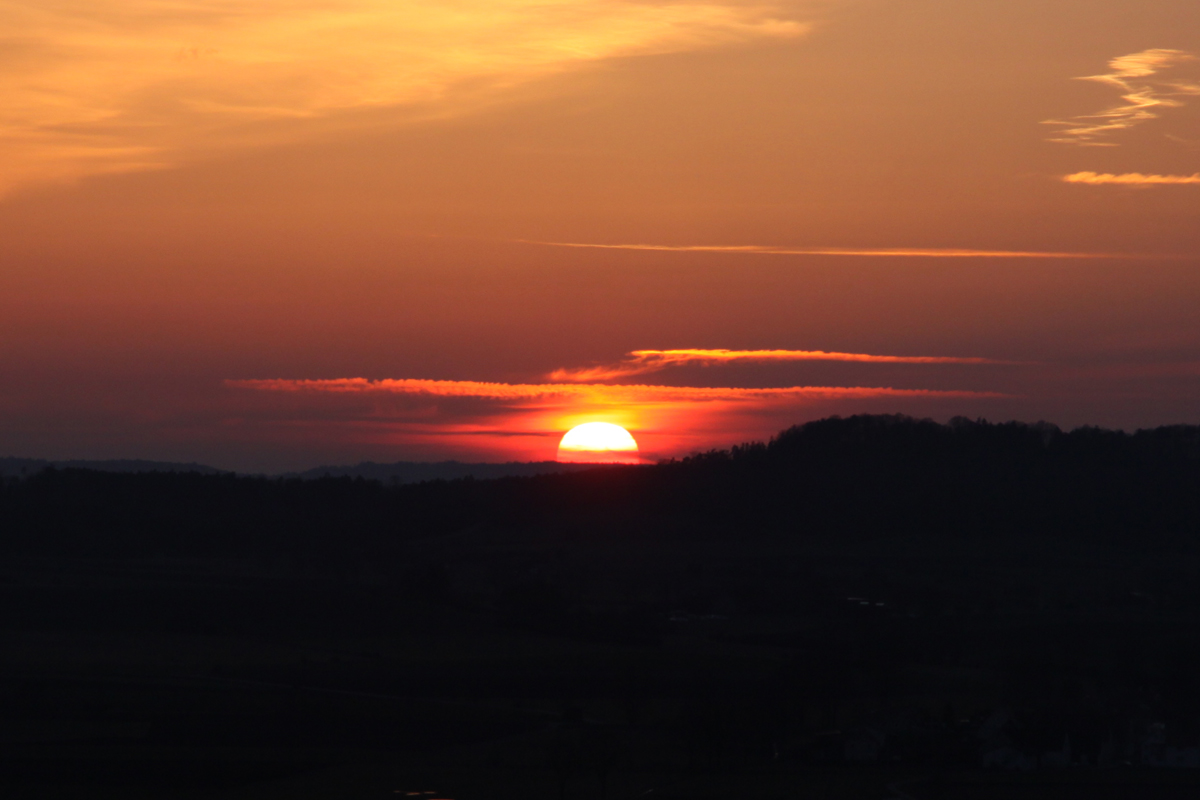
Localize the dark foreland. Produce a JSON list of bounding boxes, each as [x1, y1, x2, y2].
[[4, 415, 1200, 799]]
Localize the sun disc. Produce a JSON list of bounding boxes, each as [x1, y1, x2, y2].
[[557, 422, 639, 464]]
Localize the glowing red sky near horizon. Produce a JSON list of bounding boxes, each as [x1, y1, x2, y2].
[[1, 0, 1199, 471], [225, 374, 1004, 462]]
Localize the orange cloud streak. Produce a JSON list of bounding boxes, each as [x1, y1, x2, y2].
[[1064, 171, 1200, 186], [227, 377, 1002, 402], [520, 240, 1134, 259], [547, 348, 1011, 381]]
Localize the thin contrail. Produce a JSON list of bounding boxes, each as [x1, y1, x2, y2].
[[518, 240, 1148, 259]]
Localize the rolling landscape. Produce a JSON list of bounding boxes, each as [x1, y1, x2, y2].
[[5, 415, 1200, 798]]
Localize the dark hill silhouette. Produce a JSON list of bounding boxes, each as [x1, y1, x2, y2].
[[654, 413, 1200, 540], [3, 414, 1199, 558]]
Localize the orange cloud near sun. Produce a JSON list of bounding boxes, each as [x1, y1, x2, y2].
[[227, 377, 1001, 403], [547, 348, 1013, 381]]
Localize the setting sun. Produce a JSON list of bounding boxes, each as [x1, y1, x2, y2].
[[556, 422, 640, 464]]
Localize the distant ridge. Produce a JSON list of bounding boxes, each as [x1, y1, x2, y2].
[[0, 456, 611, 482], [289, 460, 599, 484], [0, 457, 228, 477]]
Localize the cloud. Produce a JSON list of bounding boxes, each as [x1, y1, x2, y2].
[[519, 240, 1131, 259], [227, 377, 1001, 403], [548, 348, 1011, 381], [1044, 48, 1200, 146], [0, 0, 810, 193], [1063, 171, 1200, 186]]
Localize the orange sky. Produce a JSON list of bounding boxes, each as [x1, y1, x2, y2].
[[2, 0, 1199, 470]]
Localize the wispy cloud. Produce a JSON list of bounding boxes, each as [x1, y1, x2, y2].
[[227, 377, 1001, 402], [520, 240, 1131, 259], [548, 348, 1011, 381], [0, 1, 810, 193], [1063, 171, 1200, 186], [1044, 48, 1200, 146]]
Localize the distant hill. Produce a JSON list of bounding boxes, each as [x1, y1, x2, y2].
[[0, 457, 228, 477], [289, 460, 598, 483], [0, 456, 600, 482]]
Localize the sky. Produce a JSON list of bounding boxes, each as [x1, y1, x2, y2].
[[1, 0, 1199, 471]]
